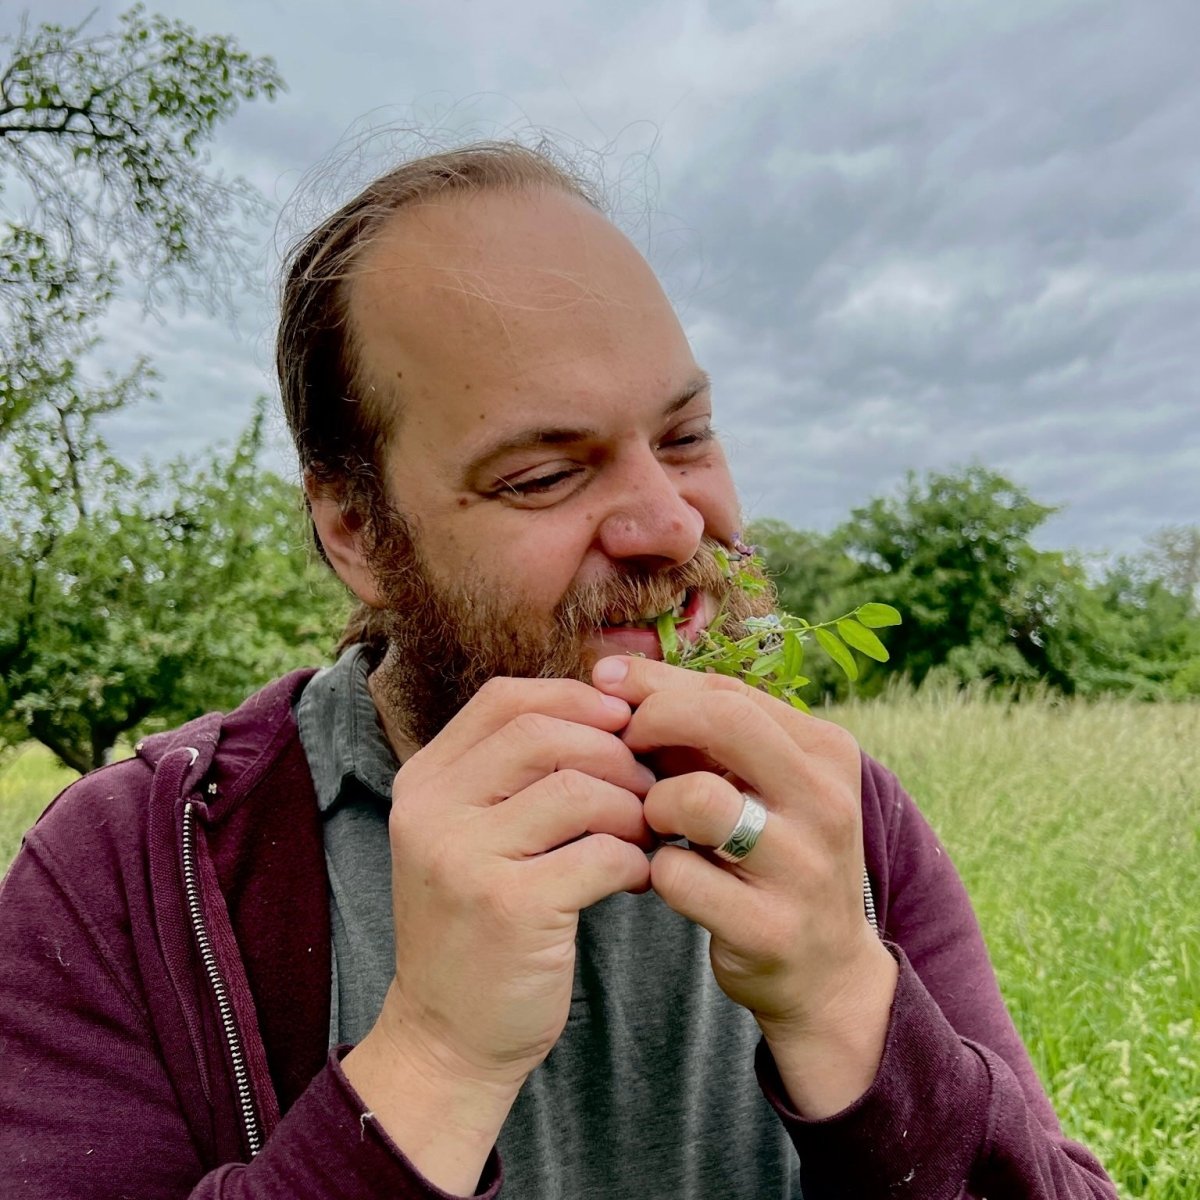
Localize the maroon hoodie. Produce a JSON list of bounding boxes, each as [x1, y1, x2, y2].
[[0, 671, 1115, 1198]]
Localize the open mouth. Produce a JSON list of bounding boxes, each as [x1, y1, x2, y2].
[[601, 589, 691, 631]]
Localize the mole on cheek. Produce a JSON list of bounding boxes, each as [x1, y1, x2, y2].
[[457, 497, 470, 508]]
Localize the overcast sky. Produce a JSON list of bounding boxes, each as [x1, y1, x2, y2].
[[9, 0, 1198, 559]]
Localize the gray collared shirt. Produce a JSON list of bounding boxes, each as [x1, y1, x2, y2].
[[295, 644, 399, 1047], [295, 645, 801, 1198]]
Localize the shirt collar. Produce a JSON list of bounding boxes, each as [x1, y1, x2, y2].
[[295, 644, 399, 814]]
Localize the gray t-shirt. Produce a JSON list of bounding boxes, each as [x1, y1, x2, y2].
[[297, 647, 801, 1198]]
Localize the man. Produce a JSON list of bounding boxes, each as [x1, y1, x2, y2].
[[0, 143, 1115, 1198]]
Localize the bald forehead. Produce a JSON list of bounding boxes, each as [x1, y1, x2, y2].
[[342, 186, 690, 434], [351, 186, 661, 316]]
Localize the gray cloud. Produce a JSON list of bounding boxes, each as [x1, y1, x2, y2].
[[7, 0, 1197, 557]]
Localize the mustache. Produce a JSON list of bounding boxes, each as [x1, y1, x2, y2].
[[555, 538, 740, 630]]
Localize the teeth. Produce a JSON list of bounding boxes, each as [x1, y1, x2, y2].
[[606, 590, 689, 629]]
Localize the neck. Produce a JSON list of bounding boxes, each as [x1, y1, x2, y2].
[[366, 662, 424, 764]]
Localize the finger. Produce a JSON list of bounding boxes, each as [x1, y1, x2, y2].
[[649, 843, 751, 937], [534, 833, 653, 911], [620, 689, 807, 801], [489, 771, 654, 856], [438, 713, 657, 807], [642, 772, 778, 871], [593, 654, 767, 712], [416, 676, 632, 769], [594, 654, 850, 753]]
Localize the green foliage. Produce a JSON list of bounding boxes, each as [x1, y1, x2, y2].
[[0, 398, 347, 771], [751, 470, 1200, 701], [837, 465, 1072, 687], [1093, 552, 1200, 698], [657, 548, 901, 709], [0, 8, 306, 771]]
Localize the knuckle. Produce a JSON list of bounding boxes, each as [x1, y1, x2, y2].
[[650, 846, 695, 906], [508, 710, 557, 743], [709, 692, 759, 740], [589, 832, 635, 874], [554, 767, 597, 807], [699, 671, 744, 694], [474, 675, 518, 708], [678, 775, 733, 828], [813, 717, 861, 761]]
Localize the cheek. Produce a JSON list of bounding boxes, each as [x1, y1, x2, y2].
[[683, 458, 741, 533], [473, 519, 590, 607]]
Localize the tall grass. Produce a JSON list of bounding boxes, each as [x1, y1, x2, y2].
[[3, 694, 1198, 1197], [0, 744, 76, 869], [832, 685, 1200, 1199]]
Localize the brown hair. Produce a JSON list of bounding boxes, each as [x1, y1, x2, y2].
[[276, 141, 600, 546]]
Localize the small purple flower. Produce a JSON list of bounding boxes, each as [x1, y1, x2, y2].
[[730, 531, 758, 559]]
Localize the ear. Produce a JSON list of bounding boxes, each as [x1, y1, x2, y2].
[[305, 473, 385, 608]]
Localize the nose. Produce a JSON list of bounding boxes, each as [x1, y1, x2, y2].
[[595, 453, 705, 568]]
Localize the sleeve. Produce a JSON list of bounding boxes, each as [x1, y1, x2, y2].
[[0, 830, 501, 1200], [755, 767, 1117, 1199]]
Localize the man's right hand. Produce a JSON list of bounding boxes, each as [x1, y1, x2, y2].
[[342, 677, 654, 1194]]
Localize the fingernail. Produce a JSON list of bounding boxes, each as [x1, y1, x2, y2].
[[594, 657, 629, 686], [601, 694, 630, 714]]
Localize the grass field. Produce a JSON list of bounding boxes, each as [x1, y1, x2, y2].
[[2, 694, 1198, 1198]]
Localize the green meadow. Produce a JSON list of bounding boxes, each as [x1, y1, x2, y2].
[[833, 690, 1199, 1198], [3, 693, 1197, 1198]]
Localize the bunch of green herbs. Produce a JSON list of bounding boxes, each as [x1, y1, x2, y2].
[[656, 542, 901, 710]]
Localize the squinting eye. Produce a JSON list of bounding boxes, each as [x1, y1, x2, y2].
[[662, 426, 715, 450], [494, 468, 580, 496]]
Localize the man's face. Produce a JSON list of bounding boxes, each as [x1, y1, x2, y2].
[[343, 186, 772, 743]]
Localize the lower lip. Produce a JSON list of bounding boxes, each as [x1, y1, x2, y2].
[[589, 590, 708, 660]]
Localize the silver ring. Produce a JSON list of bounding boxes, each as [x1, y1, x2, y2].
[[714, 794, 767, 864]]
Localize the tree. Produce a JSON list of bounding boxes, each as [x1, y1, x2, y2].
[[1095, 544, 1200, 699], [0, 8, 323, 772], [0, 5, 283, 438], [1143, 525, 1200, 616], [832, 466, 1130, 694], [0, 398, 346, 772]]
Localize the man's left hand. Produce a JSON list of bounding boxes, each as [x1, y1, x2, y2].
[[591, 654, 899, 1118]]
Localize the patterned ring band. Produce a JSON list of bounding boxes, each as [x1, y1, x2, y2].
[[714, 794, 768, 864]]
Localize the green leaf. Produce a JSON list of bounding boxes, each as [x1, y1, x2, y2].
[[787, 693, 811, 714], [657, 610, 679, 662], [782, 629, 804, 680], [855, 602, 902, 628], [749, 649, 784, 677], [814, 627, 859, 681], [836, 618, 890, 663]]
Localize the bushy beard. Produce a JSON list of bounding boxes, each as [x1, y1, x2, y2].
[[362, 506, 777, 748]]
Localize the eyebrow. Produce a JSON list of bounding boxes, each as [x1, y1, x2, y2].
[[464, 371, 712, 479]]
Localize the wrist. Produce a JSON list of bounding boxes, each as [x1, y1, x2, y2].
[[757, 939, 899, 1119], [342, 985, 524, 1195]]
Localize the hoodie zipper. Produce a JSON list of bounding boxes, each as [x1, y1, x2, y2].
[[181, 800, 264, 1157], [862, 866, 878, 933]]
